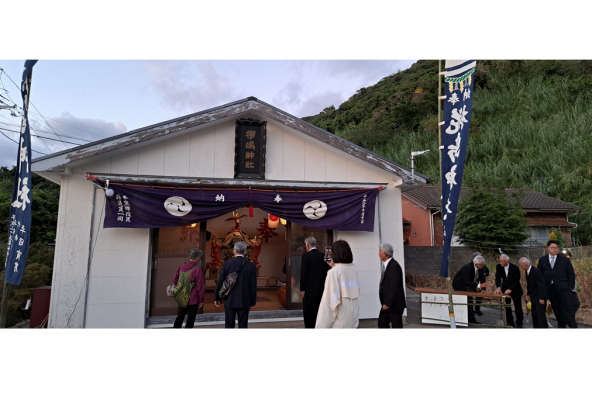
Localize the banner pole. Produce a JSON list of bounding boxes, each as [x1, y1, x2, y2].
[[1, 62, 36, 328], [0, 283, 10, 328], [438, 59, 457, 329]]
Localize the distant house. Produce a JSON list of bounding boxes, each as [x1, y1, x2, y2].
[[402, 186, 582, 247]]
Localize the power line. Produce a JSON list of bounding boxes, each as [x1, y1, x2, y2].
[[2, 113, 92, 145], [0, 127, 81, 145], [32, 112, 105, 138], [0, 130, 48, 155], [14, 113, 94, 143], [0, 67, 69, 150], [0, 66, 106, 143]]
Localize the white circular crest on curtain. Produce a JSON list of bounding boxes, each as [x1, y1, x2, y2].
[[303, 200, 327, 220], [164, 196, 192, 216]]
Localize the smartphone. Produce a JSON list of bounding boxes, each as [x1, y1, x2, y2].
[[324, 246, 332, 262]]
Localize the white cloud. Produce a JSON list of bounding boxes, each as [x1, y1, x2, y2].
[[298, 91, 345, 118], [0, 112, 127, 166], [144, 60, 245, 114], [272, 60, 415, 117]]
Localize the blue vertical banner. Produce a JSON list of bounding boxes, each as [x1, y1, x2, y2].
[[4, 60, 38, 285], [439, 60, 476, 277]]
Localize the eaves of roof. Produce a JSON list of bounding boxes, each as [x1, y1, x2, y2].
[[31, 97, 429, 183]]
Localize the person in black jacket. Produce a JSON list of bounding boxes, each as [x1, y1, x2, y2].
[[300, 236, 330, 328], [519, 257, 548, 328], [538, 240, 576, 328], [378, 243, 407, 328], [214, 241, 257, 328], [452, 256, 486, 324], [494, 254, 524, 328], [471, 252, 489, 316]]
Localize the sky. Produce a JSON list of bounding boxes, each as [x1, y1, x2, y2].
[[0, 60, 416, 168]]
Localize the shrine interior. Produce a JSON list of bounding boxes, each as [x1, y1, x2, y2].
[[149, 206, 330, 317]]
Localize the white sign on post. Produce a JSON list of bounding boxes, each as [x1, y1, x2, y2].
[[421, 292, 468, 326]]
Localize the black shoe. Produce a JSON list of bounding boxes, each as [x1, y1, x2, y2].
[[475, 310, 483, 316], [516, 326, 523, 328]]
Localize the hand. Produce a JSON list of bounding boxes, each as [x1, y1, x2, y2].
[[251, 305, 255, 309], [382, 304, 389, 310], [539, 300, 545, 305], [494, 288, 502, 295], [300, 291, 305, 299], [198, 303, 203, 308], [326, 258, 335, 268], [504, 289, 512, 295], [214, 301, 220, 308], [526, 295, 531, 303]]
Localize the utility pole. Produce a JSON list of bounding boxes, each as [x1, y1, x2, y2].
[[531, 177, 545, 194]]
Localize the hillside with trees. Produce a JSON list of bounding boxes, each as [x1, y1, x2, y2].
[[303, 60, 592, 245]]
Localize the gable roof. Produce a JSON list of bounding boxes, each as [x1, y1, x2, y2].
[[30, 97, 429, 184], [403, 186, 582, 212]]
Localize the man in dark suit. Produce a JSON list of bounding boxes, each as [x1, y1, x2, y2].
[[538, 240, 576, 328], [378, 243, 407, 328], [214, 241, 257, 328], [471, 252, 489, 316], [519, 257, 548, 328], [300, 236, 330, 328], [452, 256, 486, 324], [494, 254, 524, 328]]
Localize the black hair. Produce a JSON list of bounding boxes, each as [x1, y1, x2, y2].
[[547, 240, 559, 247], [331, 239, 353, 264]]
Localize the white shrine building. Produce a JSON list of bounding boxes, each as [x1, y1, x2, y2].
[[31, 97, 429, 328]]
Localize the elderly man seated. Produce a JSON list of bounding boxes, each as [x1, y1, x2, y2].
[[452, 255, 487, 324]]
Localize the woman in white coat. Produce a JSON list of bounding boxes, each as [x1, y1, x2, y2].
[[315, 240, 360, 328]]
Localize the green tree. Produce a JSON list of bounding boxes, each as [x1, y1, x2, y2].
[[454, 188, 530, 250], [1, 166, 59, 327], [548, 228, 568, 249]]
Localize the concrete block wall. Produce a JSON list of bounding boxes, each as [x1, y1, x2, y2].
[[404, 246, 552, 277]]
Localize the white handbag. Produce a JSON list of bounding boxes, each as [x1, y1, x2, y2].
[[166, 283, 176, 297]]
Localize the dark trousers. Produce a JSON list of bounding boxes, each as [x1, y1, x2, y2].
[[378, 308, 403, 328], [563, 292, 579, 328], [504, 293, 524, 327], [531, 300, 548, 328], [475, 297, 483, 312], [225, 307, 250, 328], [548, 287, 576, 328], [303, 296, 322, 328], [173, 304, 199, 328], [464, 287, 478, 322]]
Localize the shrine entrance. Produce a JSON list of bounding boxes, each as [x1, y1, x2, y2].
[[148, 206, 332, 317]]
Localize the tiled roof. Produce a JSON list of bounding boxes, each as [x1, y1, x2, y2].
[[403, 186, 582, 212]]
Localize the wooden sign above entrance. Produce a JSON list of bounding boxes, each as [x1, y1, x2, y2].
[[234, 118, 267, 179]]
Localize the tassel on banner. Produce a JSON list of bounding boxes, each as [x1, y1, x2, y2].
[[249, 204, 253, 217]]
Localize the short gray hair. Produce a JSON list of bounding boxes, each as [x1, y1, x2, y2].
[[500, 254, 510, 262], [234, 241, 247, 254], [380, 243, 394, 258], [519, 257, 531, 266], [473, 255, 485, 265], [472, 252, 482, 258], [188, 248, 203, 260], [305, 236, 317, 247]]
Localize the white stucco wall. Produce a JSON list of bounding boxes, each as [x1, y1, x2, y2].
[[48, 173, 94, 328], [47, 119, 404, 327]]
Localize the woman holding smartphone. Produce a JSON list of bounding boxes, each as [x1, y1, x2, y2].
[[315, 240, 360, 328]]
